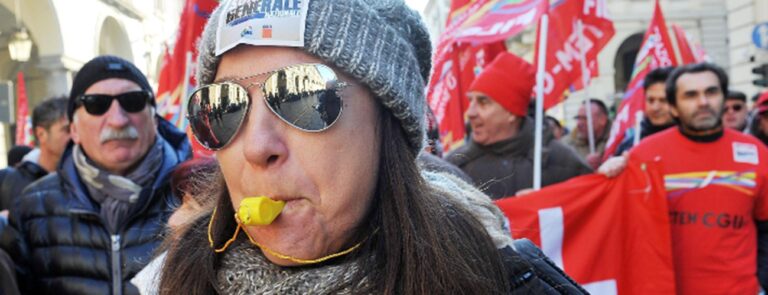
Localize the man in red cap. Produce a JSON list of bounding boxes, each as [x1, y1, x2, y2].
[[749, 91, 768, 147], [446, 52, 591, 200]]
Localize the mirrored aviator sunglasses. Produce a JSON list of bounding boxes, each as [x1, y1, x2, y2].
[[187, 63, 348, 150], [77, 91, 153, 115]]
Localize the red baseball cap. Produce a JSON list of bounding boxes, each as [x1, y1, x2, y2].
[[757, 91, 768, 114]]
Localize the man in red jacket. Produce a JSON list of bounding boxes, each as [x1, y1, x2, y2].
[[600, 63, 768, 294]]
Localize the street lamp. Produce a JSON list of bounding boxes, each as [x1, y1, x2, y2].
[[8, 0, 32, 62], [8, 27, 32, 62]]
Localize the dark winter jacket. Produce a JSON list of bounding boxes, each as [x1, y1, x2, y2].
[[0, 161, 48, 211], [613, 117, 675, 156], [0, 118, 191, 295], [447, 118, 592, 199]]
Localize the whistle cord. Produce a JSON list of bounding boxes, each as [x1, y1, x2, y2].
[[207, 205, 374, 264]]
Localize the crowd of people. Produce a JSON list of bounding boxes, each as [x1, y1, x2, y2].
[[0, 0, 765, 294]]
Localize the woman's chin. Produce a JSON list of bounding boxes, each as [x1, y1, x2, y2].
[[244, 204, 323, 265]]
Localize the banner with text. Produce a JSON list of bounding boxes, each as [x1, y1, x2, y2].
[[535, 0, 614, 109]]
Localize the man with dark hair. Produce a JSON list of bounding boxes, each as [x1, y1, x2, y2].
[[722, 90, 749, 132], [0, 98, 70, 212], [614, 67, 675, 155], [600, 62, 768, 294], [563, 98, 612, 168], [447, 52, 590, 199], [0, 55, 191, 294]]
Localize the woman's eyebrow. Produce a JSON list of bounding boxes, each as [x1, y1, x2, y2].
[[213, 75, 239, 83]]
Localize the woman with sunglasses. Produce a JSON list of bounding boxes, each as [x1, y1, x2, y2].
[[158, 1, 578, 294]]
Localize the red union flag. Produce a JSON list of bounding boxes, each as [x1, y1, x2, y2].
[[603, 0, 678, 159], [536, 0, 615, 109], [14, 72, 33, 147], [428, 0, 546, 151], [671, 24, 708, 64], [156, 0, 217, 158], [495, 159, 676, 294], [451, 0, 548, 44]]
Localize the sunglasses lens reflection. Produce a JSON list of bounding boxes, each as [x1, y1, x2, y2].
[[187, 83, 250, 150], [263, 64, 342, 132], [187, 64, 345, 151]]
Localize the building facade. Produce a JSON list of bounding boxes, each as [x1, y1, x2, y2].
[[0, 0, 184, 166], [423, 0, 768, 127]]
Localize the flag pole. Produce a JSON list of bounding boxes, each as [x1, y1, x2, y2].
[[179, 51, 193, 129], [633, 111, 643, 145], [577, 20, 596, 155], [534, 12, 549, 191]]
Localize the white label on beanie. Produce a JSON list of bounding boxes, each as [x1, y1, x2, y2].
[[215, 0, 310, 55]]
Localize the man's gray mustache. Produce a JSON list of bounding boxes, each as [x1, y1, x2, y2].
[[100, 127, 139, 143]]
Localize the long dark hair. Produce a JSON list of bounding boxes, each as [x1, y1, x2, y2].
[[158, 108, 510, 294]]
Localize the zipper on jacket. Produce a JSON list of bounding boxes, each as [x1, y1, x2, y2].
[[111, 234, 123, 295]]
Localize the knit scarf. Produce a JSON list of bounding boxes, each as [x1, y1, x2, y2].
[[73, 138, 164, 233], [216, 239, 372, 295]]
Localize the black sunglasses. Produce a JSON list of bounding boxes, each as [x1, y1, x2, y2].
[[77, 91, 153, 116], [187, 63, 348, 150], [724, 104, 744, 112]]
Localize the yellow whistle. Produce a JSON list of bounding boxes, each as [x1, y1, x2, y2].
[[237, 196, 286, 226]]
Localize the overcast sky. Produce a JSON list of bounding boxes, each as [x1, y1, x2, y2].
[[405, 0, 429, 13]]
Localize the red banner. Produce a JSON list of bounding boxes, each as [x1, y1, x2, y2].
[[603, 0, 678, 159], [14, 72, 33, 147], [496, 159, 676, 294], [156, 0, 217, 158], [451, 0, 548, 44], [536, 0, 615, 109], [428, 0, 546, 152], [671, 24, 708, 65]]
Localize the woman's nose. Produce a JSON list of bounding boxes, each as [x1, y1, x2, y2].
[[240, 99, 289, 169]]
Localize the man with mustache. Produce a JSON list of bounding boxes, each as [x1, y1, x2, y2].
[[0, 55, 191, 294], [600, 63, 768, 294]]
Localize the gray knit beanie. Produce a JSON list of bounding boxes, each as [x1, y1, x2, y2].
[[196, 0, 432, 153]]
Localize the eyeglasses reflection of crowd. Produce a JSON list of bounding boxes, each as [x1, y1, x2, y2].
[[0, 2, 767, 295]]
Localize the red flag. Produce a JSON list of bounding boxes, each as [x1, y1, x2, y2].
[[14, 72, 33, 147], [156, 0, 217, 158], [428, 0, 546, 152], [447, 0, 473, 25], [496, 159, 676, 294], [451, 0, 548, 44], [603, 0, 678, 159], [535, 0, 615, 109], [671, 24, 708, 64]]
